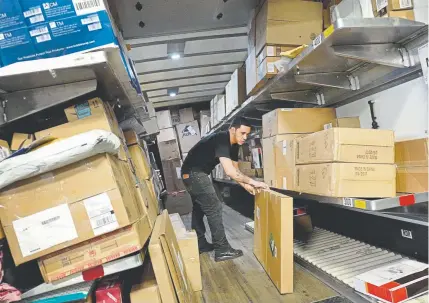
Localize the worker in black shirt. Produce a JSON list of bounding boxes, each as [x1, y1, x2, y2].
[[181, 117, 269, 262]]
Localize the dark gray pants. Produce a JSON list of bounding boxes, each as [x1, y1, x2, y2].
[[182, 171, 230, 252]]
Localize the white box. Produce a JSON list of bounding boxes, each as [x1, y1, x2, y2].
[[155, 110, 173, 129], [225, 80, 232, 116], [175, 121, 201, 153], [157, 127, 177, 142], [142, 117, 159, 136], [179, 108, 194, 123], [226, 68, 246, 114], [246, 48, 257, 96], [200, 110, 211, 137], [215, 95, 226, 122]]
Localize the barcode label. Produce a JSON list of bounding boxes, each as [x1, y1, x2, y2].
[[81, 14, 100, 25], [24, 7, 42, 18], [376, 0, 388, 11], [41, 216, 60, 225], [36, 34, 51, 43], [95, 214, 116, 228], [313, 34, 322, 48], [88, 22, 102, 31], [84, 193, 119, 236], [29, 14, 45, 24], [343, 198, 353, 207], [399, 0, 412, 8], [29, 26, 49, 37], [73, 0, 105, 16]]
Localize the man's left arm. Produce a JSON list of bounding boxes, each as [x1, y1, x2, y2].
[[232, 161, 256, 195]]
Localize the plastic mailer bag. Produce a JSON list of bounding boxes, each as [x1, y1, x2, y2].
[[0, 130, 121, 190]]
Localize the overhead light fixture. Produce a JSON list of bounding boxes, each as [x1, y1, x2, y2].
[[167, 87, 179, 97], [167, 41, 185, 60]]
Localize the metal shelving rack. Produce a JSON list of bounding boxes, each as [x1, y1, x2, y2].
[[209, 18, 428, 133], [0, 47, 147, 125]]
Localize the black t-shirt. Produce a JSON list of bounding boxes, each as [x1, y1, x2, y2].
[[181, 131, 239, 175]]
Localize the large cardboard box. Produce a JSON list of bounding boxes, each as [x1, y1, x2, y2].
[[157, 127, 177, 143], [159, 140, 181, 161], [263, 134, 304, 190], [296, 128, 395, 165], [246, 48, 259, 96], [395, 138, 428, 167], [0, 154, 142, 265], [162, 158, 185, 193], [226, 67, 246, 114], [324, 117, 361, 129], [175, 121, 201, 153], [179, 108, 194, 124], [38, 215, 151, 283], [262, 108, 336, 138], [296, 163, 396, 197], [131, 260, 162, 303], [156, 110, 173, 130], [255, 0, 323, 55], [254, 190, 293, 294], [128, 144, 152, 180], [396, 167, 428, 193], [149, 214, 178, 303]]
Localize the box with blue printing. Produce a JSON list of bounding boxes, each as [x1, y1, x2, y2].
[[20, 0, 108, 26], [0, 0, 26, 31]]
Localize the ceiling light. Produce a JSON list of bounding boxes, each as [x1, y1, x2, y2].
[[170, 53, 181, 60], [167, 87, 179, 97], [167, 42, 185, 60], [169, 92, 177, 97]]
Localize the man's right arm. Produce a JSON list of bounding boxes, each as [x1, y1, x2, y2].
[[219, 157, 268, 189]]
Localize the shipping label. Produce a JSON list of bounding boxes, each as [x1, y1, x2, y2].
[[13, 204, 78, 257], [84, 192, 119, 236]]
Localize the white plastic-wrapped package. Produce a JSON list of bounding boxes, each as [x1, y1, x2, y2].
[[0, 130, 121, 190]]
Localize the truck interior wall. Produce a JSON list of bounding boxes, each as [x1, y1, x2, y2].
[[335, 77, 428, 140]]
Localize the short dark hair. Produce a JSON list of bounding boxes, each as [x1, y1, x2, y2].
[[230, 117, 251, 129]]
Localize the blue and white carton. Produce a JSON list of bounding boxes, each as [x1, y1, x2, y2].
[[0, 0, 26, 31]]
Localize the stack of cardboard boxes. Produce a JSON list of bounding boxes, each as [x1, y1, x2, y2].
[[246, 0, 323, 95], [0, 98, 158, 283], [395, 138, 428, 193]]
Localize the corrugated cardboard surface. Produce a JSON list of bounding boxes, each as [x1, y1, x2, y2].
[[124, 130, 140, 146], [11, 133, 34, 151], [179, 108, 194, 124], [149, 214, 178, 303], [175, 121, 201, 153], [397, 166, 428, 193], [262, 108, 336, 138], [1, 154, 141, 265], [129, 144, 152, 180], [325, 117, 361, 129], [263, 134, 304, 190], [371, 0, 413, 15], [296, 128, 395, 164], [131, 259, 162, 303], [159, 140, 181, 161], [64, 98, 108, 122], [157, 128, 177, 143], [162, 158, 185, 193], [395, 138, 428, 167], [136, 182, 159, 229], [296, 163, 396, 197], [254, 190, 293, 294], [38, 215, 151, 283], [385, 9, 415, 19]]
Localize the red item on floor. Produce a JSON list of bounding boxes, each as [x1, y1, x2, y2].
[[95, 275, 123, 303], [0, 250, 21, 302]]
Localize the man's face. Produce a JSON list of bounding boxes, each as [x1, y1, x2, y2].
[[232, 125, 251, 145]]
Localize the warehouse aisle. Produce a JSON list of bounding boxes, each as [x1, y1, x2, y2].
[[181, 205, 339, 303]]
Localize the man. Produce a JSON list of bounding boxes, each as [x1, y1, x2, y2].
[[181, 117, 269, 262]]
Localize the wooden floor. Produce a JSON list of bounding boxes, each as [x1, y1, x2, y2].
[[181, 206, 337, 303]]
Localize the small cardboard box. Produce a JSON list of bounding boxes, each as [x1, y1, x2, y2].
[[354, 259, 428, 303], [257, 45, 297, 66], [254, 190, 293, 294], [263, 134, 305, 190], [296, 163, 396, 197], [324, 117, 361, 129], [179, 108, 194, 124], [11, 133, 34, 151], [1, 154, 142, 265], [385, 9, 415, 19], [371, 0, 413, 16], [64, 98, 108, 122], [38, 215, 151, 283], [156, 110, 173, 130], [131, 260, 162, 303], [296, 128, 395, 165], [159, 140, 181, 161], [262, 108, 336, 138], [175, 120, 201, 153], [258, 57, 281, 80], [395, 138, 428, 167], [246, 48, 259, 96], [396, 166, 428, 193], [157, 127, 177, 143], [226, 67, 246, 114], [96, 275, 123, 303]]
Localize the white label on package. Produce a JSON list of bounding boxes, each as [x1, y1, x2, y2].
[[13, 204, 78, 257], [343, 198, 353, 207], [376, 0, 388, 11], [81, 14, 100, 25], [84, 193, 119, 236], [283, 177, 287, 189], [24, 7, 42, 18], [88, 22, 102, 31], [267, 46, 275, 57], [399, 0, 412, 8], [313, 34, 322, 48], [30, 14, 45, 24], [267, 63, 275, 73], [29, 26, 49, 37], [282, 140, 287, 155], [73, 0, 106, 16]]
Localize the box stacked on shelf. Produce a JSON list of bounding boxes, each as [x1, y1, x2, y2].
[[371, 0, 414, 19], [262, 108, 336, 190], [199, 110, 211, 137], [395, 138, 428, 193], [295, 128, 396, 197], [225, 67, 246, 116]]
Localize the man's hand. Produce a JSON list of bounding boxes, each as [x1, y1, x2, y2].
[[243, 184, 256, 195], [250, 180, 270, 190]]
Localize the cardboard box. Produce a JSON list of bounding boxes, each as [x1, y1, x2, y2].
[[258, 56, 281, 81], [215, 95, 226, 122], [255, 0, 323, 55], [179, 108, 194, 124], [354, 260, 428, 303], [170, 109, 181, 126], [324, 117, 361, 129], [0, 0, 25, 31], [1, 154, 142, 265], [136, 181, 159, 229], [246, 48, 258, 96], [296, 163, 396, 197], [128, 144, 151, 180], [124, 130, 140, 146], [38, 215, 151, 283], [226, 67, 246, 114], [11, 133, 34, 151], [263, 134, 304, 190], [254, 190, 293, 294], [371, 0, 413, 16], [262, 108, 336, 138], [159, 140, 181, 161], [200, 110, 211, 137], [257, 45, 296, 66], [161, 158, 185, 193], [395, 138, 428, 167], [96, 275, 123, 303], [296, 128, 395, 165], [64, 98, 111, 122], [149, 214, 178, 303], [396, 166, 428, 193], [131, 260, 162, 303], [238, 161, 252, 171], [175, 120, 201, 153], [385, 9, 415, 19], [157, 127, 177, 143], [156, 110, 173, 130]]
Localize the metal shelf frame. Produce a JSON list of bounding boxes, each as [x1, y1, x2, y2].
[[209, 18, 428, 134]]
